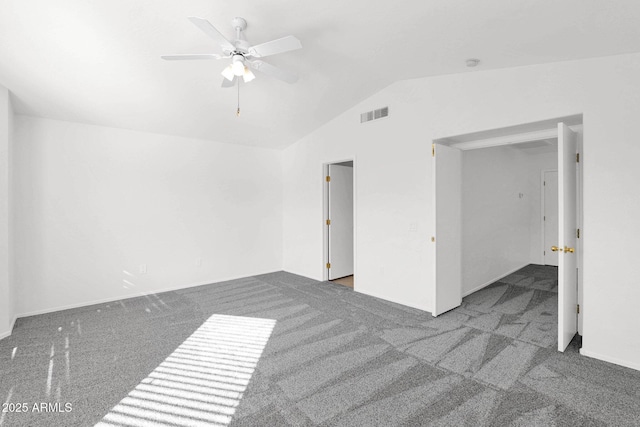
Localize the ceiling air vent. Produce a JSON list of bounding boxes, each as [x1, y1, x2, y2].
[[360, 106, 389, 123]]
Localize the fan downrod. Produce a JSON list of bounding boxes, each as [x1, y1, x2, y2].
[[231, 17, 247, 31]]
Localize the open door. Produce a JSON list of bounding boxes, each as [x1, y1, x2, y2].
[[327, 164, 354, 280], [557, 123, 578, 351], [433, 143, 462, 316], [543, 171, 559, 266]]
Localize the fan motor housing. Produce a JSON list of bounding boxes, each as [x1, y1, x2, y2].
[[231, 17, 247, 31]]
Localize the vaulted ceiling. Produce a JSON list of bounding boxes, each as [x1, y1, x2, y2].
[[2, 1, 640, 149]]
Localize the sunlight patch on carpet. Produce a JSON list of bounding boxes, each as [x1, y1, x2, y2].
[[95, 314, 276, 427]]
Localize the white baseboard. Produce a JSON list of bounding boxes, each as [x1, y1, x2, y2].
[[580, 348, 640, 372], [15, 270, 280, 320], [462, 263, 530, 297], [0, 316, 17, 340], [283, 267, 323, 282], [355, 288, 431, 313]]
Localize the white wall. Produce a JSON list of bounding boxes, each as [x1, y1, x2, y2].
[[461, 146, 558, 295], [283, 117, 432, 310], [282, 52, 640, 370], [13, 116, 283, 316], [461, 146, 531, 295], [0, 84, 12, 338]]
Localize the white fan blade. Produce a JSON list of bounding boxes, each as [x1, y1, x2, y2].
[[188, 17, 235, 52], [161, 54, 222, 60], [248, 35, 302, 58], [250, 60, 298, 83], [222, 76, 237, 88]]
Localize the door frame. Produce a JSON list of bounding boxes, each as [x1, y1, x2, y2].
[[322, 158, 357, 288], [540, 169, 558, 266], [575, 133, 583, 335]]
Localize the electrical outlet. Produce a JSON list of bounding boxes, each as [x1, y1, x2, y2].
[[139, 264, 147, 274], [196, 257, 202, 267], [409, 222, 417, 232]]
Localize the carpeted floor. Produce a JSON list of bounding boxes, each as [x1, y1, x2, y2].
[[1, 264, 639, 426]]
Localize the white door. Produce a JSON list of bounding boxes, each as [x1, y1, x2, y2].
[[433, 143, 462, 316], [543, 171, 559, 266], [328, 164, 354, 280], [557, 123, 578, 352]]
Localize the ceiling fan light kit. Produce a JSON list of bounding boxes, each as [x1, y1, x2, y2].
[[242, 67, 256, 82], [231, 55, 245, 76], [221, 65, 235, 81], [162, 16, 302, 115]]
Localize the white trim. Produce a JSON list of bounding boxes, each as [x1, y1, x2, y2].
[[322, 158, 356, 285], [14, 271, 279, 319], [580, 348, 640, 372], [0, 316, 17, 340], [576, 132, 584, 335], [462, 263, 530, 297], [353, 157, 358, 291], [448, 124, 582, 151], [541, 170, 545, 265], [355, 288, 431, 313], [431, 141, 437, 315], [323, 162, 329, 282], [285, 268, 323, 282], [451, 128, 557, 151]]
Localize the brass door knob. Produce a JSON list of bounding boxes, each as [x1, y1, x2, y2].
[[564, 246, 575, 253], [551, 246, 563, 252]]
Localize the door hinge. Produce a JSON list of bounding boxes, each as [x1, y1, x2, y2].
[[544, 216, 546, 221], [326, 219, 331, 225], [326, 262, 331, 269], [432, 144, 435, 157], [577, 304, 580, 314], [577, 228, 580, 238], [544, 250, 546, 256], [544, 181, 546, 186], [326, 175, 331, 182], [576, 153, 580, 163], [431, 236, 435, 242]]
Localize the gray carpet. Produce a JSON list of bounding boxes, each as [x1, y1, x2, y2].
[[1, 265, 639, 426]]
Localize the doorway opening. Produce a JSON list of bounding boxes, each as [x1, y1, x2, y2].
[[432, 115, 583, 353], [323, 160, 355, 289]]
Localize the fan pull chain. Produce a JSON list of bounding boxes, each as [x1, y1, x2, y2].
[[236, 78, 240, 117]]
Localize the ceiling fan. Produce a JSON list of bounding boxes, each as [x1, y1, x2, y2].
[[162, 17, 302, 87]]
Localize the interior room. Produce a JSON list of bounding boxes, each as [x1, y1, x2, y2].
[[1, 1, 640, 426], [461, 140, 560, 296], [461, 137, 563, 350]]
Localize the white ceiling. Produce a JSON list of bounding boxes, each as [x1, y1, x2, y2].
[[2, 1, 640, 149], [510, 138, 558, 155]]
